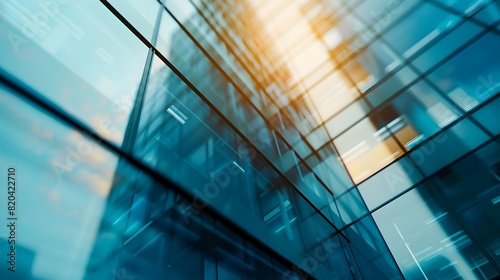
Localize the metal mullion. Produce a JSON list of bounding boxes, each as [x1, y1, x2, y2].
[[0, 65, 317, 280], [309, 24, 494, 157], [122, 3, 351, 241], [177, 0, 338, 198], [334, 134, 500, 234]]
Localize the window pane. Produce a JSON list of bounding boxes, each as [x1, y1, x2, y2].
[[346, 39, 401, 93], [410, 118, 489, 175], [334, 118, 404, 183], [472, 95, 500, 135], [382, 3, 460, 59], [441, 0, 491, 15], [366, 66, 419, 107], [376, 81, 462, 150], [0, 87, 119, 279], [132, 55, 340, 275], [306, 126, 330, 150], [315, 144, 354, 195], [345, 216, 403, 279], [358, 157, 423, 210], [334, 11, 369, 43], [428, 32, 500, 111], [374, 179, 499, 279], [0, 0, 148, 145], [353, 0, 420, 34], [337, 188, 368, 225], [324, 98, 371, 139], [473, 1, 500, 26], [412, 21, 482, 73], [107, 0, 160, 41], [308, 70, 360, 121]]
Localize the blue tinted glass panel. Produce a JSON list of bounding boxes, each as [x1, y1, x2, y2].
[[376, 81, 462, 150], [345, 216, 403, 280], [358, 157, 423, 210], [382, 3, 460, 59], [412, 21, 482, 73], [335, 118, 404, 183], [410, 118, 489, 175], [337, 188, 368, 225], [315, 145, 353, 195], [441, 0, 491, 15], [473, 1, 500, 26], [346, 39, 401, 93], [107, 0, 160, 41], [472, 95, 500, 135], [324, 98, 371, 139], [0, 0, 148, 146], [0, 87, 121, 279], [366, 66, 419, 107], [373, 178, 499, 279], [428, 32, 500, 111]]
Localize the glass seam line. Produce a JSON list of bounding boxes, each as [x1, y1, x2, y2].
[[0, 68, 316, 280], [101, 0, 350, 241], [333, 134, 500, 235], [121, 4, 164, 153], [304, 26, 496, 171], [333, 88, 500, 200], [406, 136, 500, 273], [184, 0, 333, 193]]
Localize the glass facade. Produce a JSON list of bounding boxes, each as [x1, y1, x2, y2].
[[0, 0, 499, 279]]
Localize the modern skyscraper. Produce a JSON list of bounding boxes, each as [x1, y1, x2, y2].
[[0, 0, 499, 279]]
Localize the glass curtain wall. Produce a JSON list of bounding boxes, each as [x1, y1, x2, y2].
[[0, 0, 499, 279]]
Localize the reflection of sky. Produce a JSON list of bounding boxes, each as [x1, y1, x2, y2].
[[248, 0, 339, 124], [0, 0, 148, 145], [375, 189, 477, 279], [0, 0, 497, 279], [239, 0, 497, 277], [0, 1, 161, 278], [0, 91, 117, 279]]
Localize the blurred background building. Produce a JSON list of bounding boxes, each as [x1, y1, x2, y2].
[[1, 0, 500, 279]]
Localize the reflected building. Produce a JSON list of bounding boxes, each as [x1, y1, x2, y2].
[[0, 0, 500, 279]]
